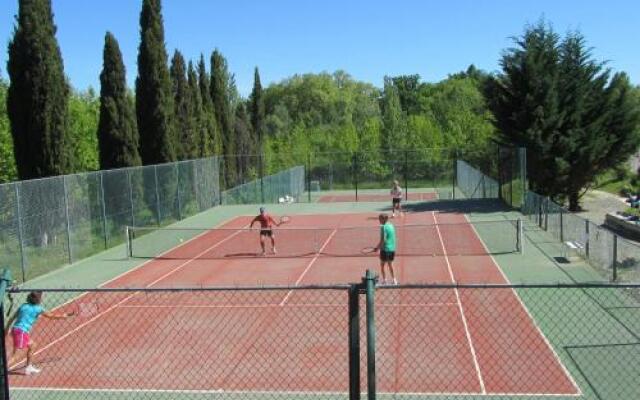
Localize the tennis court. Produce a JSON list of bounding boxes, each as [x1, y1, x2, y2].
[[8, 210, 579, 397]]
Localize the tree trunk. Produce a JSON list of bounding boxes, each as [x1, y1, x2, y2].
[[568, 192, 580, 212]]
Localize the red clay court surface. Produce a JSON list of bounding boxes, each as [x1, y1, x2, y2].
[[9, 211, 580, 397], [318, 191, 438, 202]]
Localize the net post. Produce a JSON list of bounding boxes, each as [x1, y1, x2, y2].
[[363, 270, 376, 400], [348, 284, 361, 400], [585, 220, 590, 259], [0, 269, 13, 400], [517, 218, 523, 254], [612, 234, 618, 282], [125, 226, 131, 258]]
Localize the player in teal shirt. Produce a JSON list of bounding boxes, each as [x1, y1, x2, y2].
[[374, 213, 398, 285], [5, 291, 73, 375]]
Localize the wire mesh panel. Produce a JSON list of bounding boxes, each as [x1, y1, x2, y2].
[[0, 184, 22, 282], [5, 287, 351, 399], [456, 160, 499, 199], [17, 178, 69, 281], [616, 238, 640, 283], [102, 168, 134, 247], [65, 172, 105, 262]]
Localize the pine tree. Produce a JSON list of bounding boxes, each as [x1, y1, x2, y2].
[[7, 0, 70, 179], [135, 0, 175, 165], [97, 32, 141, 170], [487, 22, 640, 210], [198, 55, 221, 155], [210, 50, 236, 186], [170, 50, 197, 160], [188, 61, 210, 157], [250, 67, 264, 154]]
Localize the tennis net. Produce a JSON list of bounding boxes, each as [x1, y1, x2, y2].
[[126, 219, 522, 260]]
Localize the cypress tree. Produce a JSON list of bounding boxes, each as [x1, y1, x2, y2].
[[7, 0, 70, 179], [97, 32, 141, 170], [250, 67, 264, 156], [198, 55, 221, 156], [188, 61, 210, 157], [234, 103, 253, 181], [210, 50, 236, 186], [135, 0, 175, 165], [170, 50, 196, 160]]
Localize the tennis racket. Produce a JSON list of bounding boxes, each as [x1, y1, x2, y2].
[[360, 246, 378, 255], [68, 301, 101, 318], [278, 215, 291, 225]]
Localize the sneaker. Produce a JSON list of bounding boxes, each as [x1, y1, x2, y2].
[[260, 250, 266, 256], [272, 247, 277, 255], [24, 365, 41, 375], [393, 278, 398, 285]]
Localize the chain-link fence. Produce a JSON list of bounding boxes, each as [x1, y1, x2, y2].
[[2, 279, 639, 399], [523, 190, 640, 285], [221, 165, 305, 205], [0, 158, 220, 284]]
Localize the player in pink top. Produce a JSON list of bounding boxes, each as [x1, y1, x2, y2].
[[250, 207, 281, 255]]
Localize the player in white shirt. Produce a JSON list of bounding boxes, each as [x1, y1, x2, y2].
[[390, 180, 403, 217]]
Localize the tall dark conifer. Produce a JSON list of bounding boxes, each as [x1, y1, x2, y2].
[[97, 32, 141, 169], [188, 61, 209, 157], [210, 50, 236, 186], [486, 22, 640, 210], [7, 0, 70, 179], [234, 103, 253, 181], [198, 55, 221, 156], [249, 67, 264, 157], [135, 0, 175, 165], [170, 50, 196, 159]]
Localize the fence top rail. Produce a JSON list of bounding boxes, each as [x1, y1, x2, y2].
[[8, 282, 640, 293], [8, 284, 352, 294]]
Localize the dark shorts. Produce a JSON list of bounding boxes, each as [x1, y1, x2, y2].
[[260, 229, 273, 237], [380, 250, 395, 262], [392, 198, 401, 206]]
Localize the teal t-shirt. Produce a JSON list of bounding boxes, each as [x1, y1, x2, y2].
[[380, 222, 396, 252], [14, 303, 44, 333]]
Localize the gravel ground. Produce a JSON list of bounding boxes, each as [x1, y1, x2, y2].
[[576, 189, 628, 226]]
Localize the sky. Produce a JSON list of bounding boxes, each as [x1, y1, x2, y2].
[[1, 0, 639, 96]]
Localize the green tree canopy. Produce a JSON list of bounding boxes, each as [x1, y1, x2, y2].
[[211, 49, 236, 185], [170, 50, 198, 160], [7, 0, 70, 179], [0, 74, 17, 182], [135, 0, 175, 165], [97, 32, 141, 170]]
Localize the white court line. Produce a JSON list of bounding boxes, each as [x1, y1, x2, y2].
[[464, 214, 582, 395], [11, 386, 581, 397], [279, 229, 338, 306], [14, 228, 246, 369], [433, 211, 486, 395], [118, 302, 459, 309]]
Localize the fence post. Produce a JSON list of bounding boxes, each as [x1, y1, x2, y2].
[[62, 175, 73, 264], [404, 150, 409, 201], [175, 163, 183, 220], [585, 220, 590, 259], [307, 152, 312, 203], [517, 218, 523, 254], [559, 209, 564, 242], [348, 284, 361, 400], [126, 168, 136, 227], [0, 269, 13, 400], [363, 270, 376, 400], [452, 152, 457, 200], [354, 152, 359, 202], [13, 183, 26, 283], [154, 165, 161, 226], [544, 198, 549, 231], [99, 171, 108, 249], [612, 234, 618, 282], [259, 153, 265, 204]]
